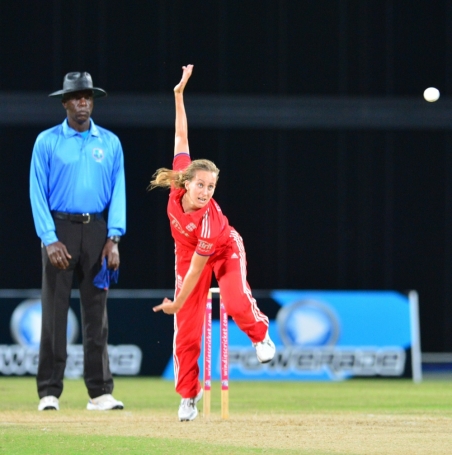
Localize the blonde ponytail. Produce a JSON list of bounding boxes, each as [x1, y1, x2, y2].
[[149, 159, 219, 191]]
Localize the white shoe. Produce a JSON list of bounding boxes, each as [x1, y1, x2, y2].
[[178, 388, 203, 422], [38, 396, 59, 411], [87, 394, 124, 411], [253, 331, 276, 363]]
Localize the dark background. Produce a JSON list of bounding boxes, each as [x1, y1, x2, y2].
[[1, 1, 452, 353]]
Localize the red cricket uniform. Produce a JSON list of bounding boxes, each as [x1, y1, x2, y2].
[[169, 153, 269, 398]]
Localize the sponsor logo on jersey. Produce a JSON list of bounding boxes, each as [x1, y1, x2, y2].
[[92, 148, 105, 162], [197, 240, 213, 253], [186, 223, 196, 232], [231, 253, 239, 259], [170, 214, 189, 237]]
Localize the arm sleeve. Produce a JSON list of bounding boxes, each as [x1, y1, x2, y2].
[[195, 237, 218, 256], [173, 153, 191, 171], [107, 136, 126, 237], [29, 137, 58, 245]]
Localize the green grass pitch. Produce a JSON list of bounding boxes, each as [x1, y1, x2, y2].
[[1, 376, 452, 454]]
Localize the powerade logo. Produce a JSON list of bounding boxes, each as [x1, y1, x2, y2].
[[10, 299, 78, 348], [0, 299, 143, 377], [270, 299, 405, 379], [164, 291, 412, 382], [227, 292, 409, 381], [276, 300, 340, 347]]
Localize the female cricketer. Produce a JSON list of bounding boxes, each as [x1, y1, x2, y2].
[[151, 65, 275, 422]]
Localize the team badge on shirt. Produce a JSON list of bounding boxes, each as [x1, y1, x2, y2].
[[92, 148, 105, 162], [186, 223, 196, 232]]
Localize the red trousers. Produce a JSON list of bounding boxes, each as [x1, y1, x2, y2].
[[173, 229, 269, 398]]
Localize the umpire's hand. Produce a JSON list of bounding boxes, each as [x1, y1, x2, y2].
[[46, 241, 72, 270], [102, 239, 120, 270]]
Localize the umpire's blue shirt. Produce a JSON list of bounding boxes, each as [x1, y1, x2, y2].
[[30, 119, 126, 246]]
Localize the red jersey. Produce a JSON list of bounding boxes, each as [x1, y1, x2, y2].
[[167, 153, 231, 256]]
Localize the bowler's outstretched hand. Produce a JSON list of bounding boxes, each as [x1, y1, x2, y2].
[[174, 65, 194, 94], [153, 297, 180, 315]]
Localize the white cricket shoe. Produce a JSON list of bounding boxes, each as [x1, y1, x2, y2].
[[178, 388, 203, 422], [38, 395, 59, 411], [87, 394, 124, 411], [253, 331, 276, 363]]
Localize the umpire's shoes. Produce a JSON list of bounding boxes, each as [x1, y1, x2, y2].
[[253, 331, 276, 363], [87, 394, 124, 411], [178, 388, 203, 422], [38, 395, 59, 411]]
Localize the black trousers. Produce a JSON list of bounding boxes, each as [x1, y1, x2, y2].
[[37, 216, 114, 399]]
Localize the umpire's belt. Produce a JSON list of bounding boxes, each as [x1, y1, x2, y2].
[[52, 211, 103, 224]]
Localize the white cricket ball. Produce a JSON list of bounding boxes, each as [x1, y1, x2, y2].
[[423, 87, 440, 102]]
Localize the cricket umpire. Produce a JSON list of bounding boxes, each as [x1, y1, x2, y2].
[[29, 72, 126, 411]]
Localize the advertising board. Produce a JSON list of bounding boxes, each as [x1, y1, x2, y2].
[[0, 290, 421, 381]]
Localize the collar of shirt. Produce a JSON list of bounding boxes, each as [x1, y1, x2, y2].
[[62, 118, 100, 138]]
